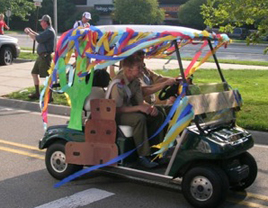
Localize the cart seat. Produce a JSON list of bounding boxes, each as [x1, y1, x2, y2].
[[84, 87, 106, 115], [84, 87, 134, 138]]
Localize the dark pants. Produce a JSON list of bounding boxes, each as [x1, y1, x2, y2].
[[116, 110, 165, 157], [31, 54, 51, 77]]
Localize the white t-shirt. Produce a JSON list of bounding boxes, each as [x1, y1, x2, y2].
[[73, 20, 90, 28]]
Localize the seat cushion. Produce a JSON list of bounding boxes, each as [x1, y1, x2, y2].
[[118, 125, 133, 138]]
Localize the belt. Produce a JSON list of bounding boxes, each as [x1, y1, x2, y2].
[[39, 52, 51, 57]]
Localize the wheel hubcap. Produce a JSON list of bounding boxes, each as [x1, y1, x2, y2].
[[190, 176, 213, 201], [50, 151, 67, 173], [4, 50, 12, 64]]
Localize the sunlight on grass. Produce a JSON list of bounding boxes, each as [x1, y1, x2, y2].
[[156, 69, 268, 131], [6, 86, 68, 106], [5, 69, 268, 131]]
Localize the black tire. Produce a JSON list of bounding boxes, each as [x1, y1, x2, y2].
[[45, 141, 83, 180], [0, 47, 13, 65], [232, 152, 258, 191], [182, 166, 229, 208]]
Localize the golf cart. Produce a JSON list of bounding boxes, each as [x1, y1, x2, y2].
[[39, 25, 257, 208]]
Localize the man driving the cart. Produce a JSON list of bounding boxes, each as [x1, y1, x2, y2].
[[135, 50, 178, 105], [108, 55, 165, 169]]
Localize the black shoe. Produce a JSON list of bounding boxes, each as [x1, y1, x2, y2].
[[28, 93, 39, 99], [156, 157, 169, 166], [138, 156, 159, 169]]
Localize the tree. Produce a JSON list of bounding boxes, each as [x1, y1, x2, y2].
[[159, 0, 188, 3], [64, 9, 100, 30], [0, 0, 34, 20], [113, 0, 165, 24], [178, 0, 207, 30], [201, 0, 268, 51], [39, 0, 76, 32]]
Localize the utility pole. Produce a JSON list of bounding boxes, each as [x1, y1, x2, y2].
[[53, 0, 58, 46], [33, 0, 42, 54]]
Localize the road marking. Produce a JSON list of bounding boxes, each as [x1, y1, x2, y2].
[[254, 144, 268, 149], [228, 198, 268, 208], [0, 146, 45, 160], [34, 188, 114, 208], [1, 140, 268, 207], [236, 191, 268, 202], [0, 139, 44, 152]]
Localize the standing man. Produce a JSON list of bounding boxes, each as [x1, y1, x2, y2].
[[73, 12, 91, 28], [24, 14, 55, 100]]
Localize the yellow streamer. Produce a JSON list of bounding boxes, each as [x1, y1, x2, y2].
[[152, 115, 193, 159], [167, 98, 187, 131]]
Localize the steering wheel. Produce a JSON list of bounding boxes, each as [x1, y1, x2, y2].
[[158, 83, 179, 101]]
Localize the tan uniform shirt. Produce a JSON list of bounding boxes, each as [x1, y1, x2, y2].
[[111, 72, 144, 107], [140, 66, 163, 104]]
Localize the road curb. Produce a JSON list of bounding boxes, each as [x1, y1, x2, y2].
[[0, 97, 70, 116], [1, 97, 267, 145]]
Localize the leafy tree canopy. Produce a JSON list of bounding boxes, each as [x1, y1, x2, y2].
[[201, 0, 268, 50], [159, 0, 188, 4], [64, 9, 100, 30], [0, 0, 34, 20], [178, 0, 207, 30], [39, 0, 76, 32], [113, 0, 165, 24]]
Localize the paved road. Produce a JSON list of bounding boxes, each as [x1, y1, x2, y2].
[[179, 43, 268, 62], [0, 106, 268, 208]]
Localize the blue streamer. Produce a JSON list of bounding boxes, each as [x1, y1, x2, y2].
[[54, 86, 188, 188], [177, 104, 193, 122], [85, 53, 127, 60]]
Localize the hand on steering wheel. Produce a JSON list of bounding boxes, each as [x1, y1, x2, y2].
[[158, 83, 179, 100]]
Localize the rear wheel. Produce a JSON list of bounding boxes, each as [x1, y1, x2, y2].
[[0, 47, 13, 65], [232, 152, 257, 191], [45, 141, 83, 180], [182, 166, 229, 208]]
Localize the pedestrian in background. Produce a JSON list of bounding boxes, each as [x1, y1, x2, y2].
[[73, 12, 91, 28], [24, 14, 55, 100], [0, 13, 10, 35]]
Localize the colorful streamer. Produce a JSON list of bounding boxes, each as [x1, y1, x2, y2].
[[40, 26, 229, 130], [41, 25, 232, 188], [54, 85, 190, 188]]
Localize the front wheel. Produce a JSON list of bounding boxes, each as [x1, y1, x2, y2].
[[0, 47, 13, 65], [182, 166, 229, 208], [231, 152, 258, 191], [45, 141, 83, 180]]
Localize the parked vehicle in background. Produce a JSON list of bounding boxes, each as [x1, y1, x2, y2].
[[228, 28, 249, 40], [0, 35, 20, 65]]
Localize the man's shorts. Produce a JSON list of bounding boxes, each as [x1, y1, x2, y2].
[[31, 54, 52, 78]]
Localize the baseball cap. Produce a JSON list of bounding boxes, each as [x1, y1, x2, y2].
[[39, 14, 52, 25], [83, 12, 91, 20]]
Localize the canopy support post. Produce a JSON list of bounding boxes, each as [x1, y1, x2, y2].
[[208, 40, 226, 82], [174, 40, 187, 84]]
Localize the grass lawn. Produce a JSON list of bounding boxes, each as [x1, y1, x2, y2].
[[156, 69, 268, 131], [5, 69, 268, 131], [5, 86, 68, 106], [18, 52, 38, 60]]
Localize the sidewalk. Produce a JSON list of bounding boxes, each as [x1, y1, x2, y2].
[[1, 58, 268, 96]]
